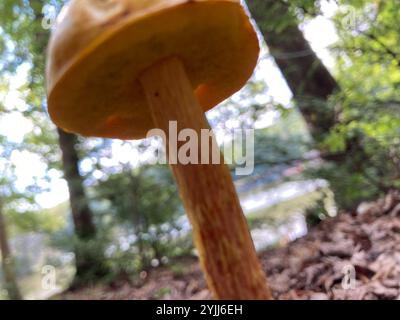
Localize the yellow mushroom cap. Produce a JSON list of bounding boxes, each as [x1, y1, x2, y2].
[[46, 0, 260, 139]]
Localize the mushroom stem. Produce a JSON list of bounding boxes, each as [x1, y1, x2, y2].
[[139, 57, 272, 300]]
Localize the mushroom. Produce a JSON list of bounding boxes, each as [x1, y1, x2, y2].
[[46, 0, 272, 300]]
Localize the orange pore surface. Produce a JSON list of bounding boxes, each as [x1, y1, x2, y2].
[[46, 0, 259, 139]]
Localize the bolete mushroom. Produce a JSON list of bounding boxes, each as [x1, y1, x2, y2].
[[46, 0, 272, 300]]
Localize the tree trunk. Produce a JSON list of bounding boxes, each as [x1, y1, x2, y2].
[[127, 169, 146, 267], [57, 129, 96, 239], [247, 0, 340, 142], [57, 128, 106, 285], [247, 0, 376, 211], [0, 198, 22, 300]]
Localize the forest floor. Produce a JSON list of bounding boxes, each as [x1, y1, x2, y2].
[[58, 190, 400, 300]]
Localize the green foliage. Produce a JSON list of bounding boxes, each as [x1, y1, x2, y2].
[[304, 189, 336, 227], [49, 228, 110, 286], [311, 0, 400, 208], [170, 263, 186, 279], [94, 165, 183, 227], [153, 287, 172, 299], [223, 110, 310, 176], [275, 0, 400, 209], [247, 190, 326, 229], [0, 0, 62, 236], [253, 110, 310, 166], [8, 204, 67, 235], [91, 164, 190, 273]]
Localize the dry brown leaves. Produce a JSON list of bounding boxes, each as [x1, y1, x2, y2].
[[263, 190, 400, 300]]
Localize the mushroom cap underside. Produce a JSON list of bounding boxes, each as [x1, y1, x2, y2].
[[46, 0, 260, 139]]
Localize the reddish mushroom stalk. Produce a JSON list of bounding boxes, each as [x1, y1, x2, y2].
[[140, 57, 271, 299]]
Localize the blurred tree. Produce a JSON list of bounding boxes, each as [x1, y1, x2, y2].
[[0, 0, 108, 286], [0, 121, 45, 300], [30, 0, 109, 287], [57, 129, 108, 285], [0, 197, 22, 300], [247, 0, 340, 144], [247, 0, 400, 209]]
